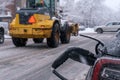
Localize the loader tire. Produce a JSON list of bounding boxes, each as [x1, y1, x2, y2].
[[12, 37, 27, 47], [60, 23, 71, 44], [47, 23, 60, 48], [0, 34, 4, 44], [33, 38, 44, 43]]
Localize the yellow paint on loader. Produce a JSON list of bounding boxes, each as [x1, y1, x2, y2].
[[9, 14, 55, 38], [9, 0, 79, 48]]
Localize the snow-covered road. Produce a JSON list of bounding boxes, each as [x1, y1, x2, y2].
[[0, 33, 115, 80]]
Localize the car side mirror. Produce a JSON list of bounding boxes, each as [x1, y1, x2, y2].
[[52, 47, 97, 80], [52, 47, 97, 69]]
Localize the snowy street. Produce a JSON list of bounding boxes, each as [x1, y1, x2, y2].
[[0, 0, 120, 80], [0, 32, 115, 80]]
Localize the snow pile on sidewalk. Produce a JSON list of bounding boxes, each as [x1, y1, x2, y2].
[[79, 28, 96, 34], [4, 35, 11, 39]]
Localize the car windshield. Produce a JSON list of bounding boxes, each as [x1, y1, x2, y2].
[[106, 23, 112, 26], [106, 22, 120, 26]]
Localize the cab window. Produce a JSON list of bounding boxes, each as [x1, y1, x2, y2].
[[44, 0, 50, 8], [35, 0, 45, 8], [35, 0, 50, 8], [27, 0, 50, 8]]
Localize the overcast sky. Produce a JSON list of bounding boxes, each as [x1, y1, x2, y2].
[[105, 0, 120, 11]]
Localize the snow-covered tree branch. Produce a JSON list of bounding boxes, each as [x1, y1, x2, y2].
[[61, 0, 120, 27]]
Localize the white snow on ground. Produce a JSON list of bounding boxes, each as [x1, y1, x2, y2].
[[4, 35, 11, 39], [79, 28, 96, 34]]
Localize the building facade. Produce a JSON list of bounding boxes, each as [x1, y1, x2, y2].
[[6, 0, 16, 18], [5, 0, 26, 18]]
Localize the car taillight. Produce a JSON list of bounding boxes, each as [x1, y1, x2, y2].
[[28, 16, 36, 24], [92, 57, 120, 80]]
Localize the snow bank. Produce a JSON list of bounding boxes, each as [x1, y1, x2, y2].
[[4, 35, 11, 39], [79, 28, 96, 34]]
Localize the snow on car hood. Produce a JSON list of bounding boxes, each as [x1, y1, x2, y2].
[[105, 32, 120, 57]]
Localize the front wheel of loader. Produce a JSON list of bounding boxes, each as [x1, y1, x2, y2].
[[33, 38, 44, 43], [12, 37, 27, 47], [60, 23, 71, 44], [47, 23, 60, 48]]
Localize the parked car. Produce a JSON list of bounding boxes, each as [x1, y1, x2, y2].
[[94, 22, 120, 34], [0, 22, 9, 44], [0, 26, 4, 44]]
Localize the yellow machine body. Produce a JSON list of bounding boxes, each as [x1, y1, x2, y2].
[[9, 14, 55, 38], [9, 0, 79, 48]]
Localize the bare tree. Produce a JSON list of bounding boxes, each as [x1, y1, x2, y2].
[[74, 0, 107, 27], [62, 0, 120, 28]]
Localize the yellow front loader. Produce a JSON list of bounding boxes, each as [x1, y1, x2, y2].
[[9, 0, 78, 48]]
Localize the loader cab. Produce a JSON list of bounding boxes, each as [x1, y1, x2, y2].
[[26, 0, 59, 17], [26, 0, 49, 8]]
